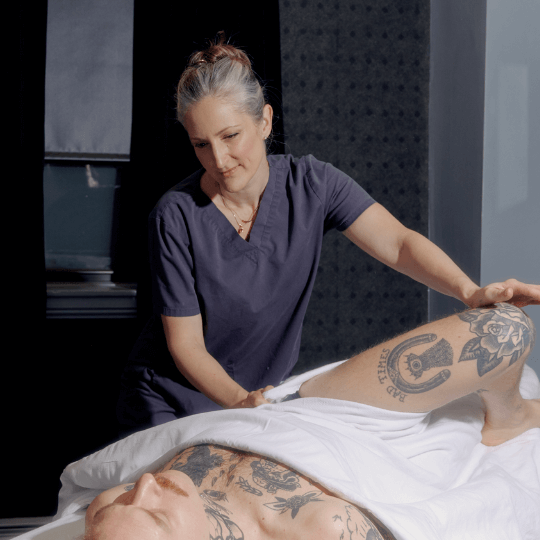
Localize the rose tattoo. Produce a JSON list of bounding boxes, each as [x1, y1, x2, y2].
[[458, 303, 534, 376]]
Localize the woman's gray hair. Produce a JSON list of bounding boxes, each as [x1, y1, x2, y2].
[[176, 32, 268, 127]]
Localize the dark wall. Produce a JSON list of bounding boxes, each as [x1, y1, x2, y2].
[[279, 0, 431, 373], [428, 0, 486, 320]]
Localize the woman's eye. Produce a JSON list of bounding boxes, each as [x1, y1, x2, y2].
[[225, 133, 238, 140]]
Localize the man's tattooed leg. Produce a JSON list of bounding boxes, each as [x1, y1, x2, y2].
[[299, 302, 536, 414], [387, 334, 453, 394], [457, 303, 536, 376]]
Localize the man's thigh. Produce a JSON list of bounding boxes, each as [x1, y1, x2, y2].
[[299, 303, 535, 413]]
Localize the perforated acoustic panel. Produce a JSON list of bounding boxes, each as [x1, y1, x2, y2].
[[278, 1, 430, 373]]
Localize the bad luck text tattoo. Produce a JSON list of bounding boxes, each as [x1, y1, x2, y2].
[[378, 334, 453, 400]]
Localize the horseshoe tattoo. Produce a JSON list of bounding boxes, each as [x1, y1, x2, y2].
[[386, 334, 453, 394]]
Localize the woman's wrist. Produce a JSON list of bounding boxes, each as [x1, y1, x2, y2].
[[452, 276, 481, 307], [221, 387, 250, 409]]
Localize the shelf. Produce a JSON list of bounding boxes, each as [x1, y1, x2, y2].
[[46, 282, 137, 319]]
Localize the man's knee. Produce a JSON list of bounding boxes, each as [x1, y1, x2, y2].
[[457, 302, 536, 377]]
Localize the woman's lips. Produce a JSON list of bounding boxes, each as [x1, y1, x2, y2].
[[221, 166, 238, 177]]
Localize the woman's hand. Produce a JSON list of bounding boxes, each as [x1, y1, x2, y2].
[[230, 386, 274, 409], [464, 278, 540, 309], [163, 315, 275, 409]]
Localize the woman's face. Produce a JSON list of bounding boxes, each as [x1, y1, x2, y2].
[[85, 471, 208, 540], [183, 96, 273, 195]]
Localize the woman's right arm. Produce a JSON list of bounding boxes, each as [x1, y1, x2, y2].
[[161, 314, 271, 409]]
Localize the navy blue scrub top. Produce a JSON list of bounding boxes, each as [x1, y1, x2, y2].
[[147, 154, 375, 393]]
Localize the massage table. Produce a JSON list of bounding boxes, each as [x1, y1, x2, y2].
[[13, 361, 540, 540]]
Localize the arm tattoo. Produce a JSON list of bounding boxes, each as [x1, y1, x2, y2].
[[379, 334, 453, 399], [250, 460, 301, 493], [263, 491, 324, 519], [169, 445, 224, 487], [458, 304, 534, 376]]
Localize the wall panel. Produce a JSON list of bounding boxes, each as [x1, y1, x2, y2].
[[278, 0, 430, 372]]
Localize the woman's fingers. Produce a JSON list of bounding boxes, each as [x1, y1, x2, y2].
[[468, 279, 540, 308]]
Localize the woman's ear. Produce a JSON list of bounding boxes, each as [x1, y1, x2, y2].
[[262, 104, 273, 139]]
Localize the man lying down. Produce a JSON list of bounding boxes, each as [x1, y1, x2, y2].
[[70, 303, 539, 540]]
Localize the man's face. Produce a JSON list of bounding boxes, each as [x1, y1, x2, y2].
[[85, 471, 209, 540]]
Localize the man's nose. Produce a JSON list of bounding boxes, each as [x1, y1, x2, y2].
[[130, 473, 160, 505]]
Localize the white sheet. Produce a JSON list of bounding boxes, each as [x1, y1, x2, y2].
[[16, 363, 540, 540]]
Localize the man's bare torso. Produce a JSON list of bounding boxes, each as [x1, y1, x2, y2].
[[153, 444, 395, 540]]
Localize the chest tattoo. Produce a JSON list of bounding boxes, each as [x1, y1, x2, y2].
[[170, 445, 224, 487], [263, 490, 324, 519], [250, 460, 301, 493]]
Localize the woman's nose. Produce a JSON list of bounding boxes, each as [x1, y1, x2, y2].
[[211, 142, 228, 170]]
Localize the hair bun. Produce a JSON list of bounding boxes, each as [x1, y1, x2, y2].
[[176, 31, 268, 129], [187, 31, 251, 69]]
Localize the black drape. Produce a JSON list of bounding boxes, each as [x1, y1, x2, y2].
[[8, 2, 50, 519]]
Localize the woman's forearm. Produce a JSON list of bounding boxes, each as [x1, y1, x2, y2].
[[173, 346, 249, 408], [162, 314, 249, 408], [392, 229, 480, 305], [343, 205, 481, 306]]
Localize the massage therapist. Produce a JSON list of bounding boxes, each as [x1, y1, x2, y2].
[[116, 33, 540, 435]]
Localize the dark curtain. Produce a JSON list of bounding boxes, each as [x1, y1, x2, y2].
[[8, 2, 50, 519]]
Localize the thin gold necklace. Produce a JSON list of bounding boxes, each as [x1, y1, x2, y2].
[[217, 183, 263, 234]]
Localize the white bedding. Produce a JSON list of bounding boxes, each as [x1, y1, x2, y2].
[[16, 362, 540, 540]]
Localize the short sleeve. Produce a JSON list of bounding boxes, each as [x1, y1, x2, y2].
[[304, 156, 376, 233], [148, 207, 201, 317]]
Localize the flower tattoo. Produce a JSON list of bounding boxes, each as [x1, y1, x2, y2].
[[458, 303, 534, 376], [264, 491, 324, 519]]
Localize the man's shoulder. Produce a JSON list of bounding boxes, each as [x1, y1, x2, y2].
[[306, 499, 397, 540]]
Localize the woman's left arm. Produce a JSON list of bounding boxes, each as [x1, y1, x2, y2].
[[343, 203, 540, 308]]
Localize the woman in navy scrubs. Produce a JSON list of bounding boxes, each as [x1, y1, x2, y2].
[[117, 34, 540, 436]]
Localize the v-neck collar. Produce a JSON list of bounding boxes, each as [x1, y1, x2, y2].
[[197, 160, 277, 254]]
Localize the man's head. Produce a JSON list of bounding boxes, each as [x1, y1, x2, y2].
[[84, 471, 209, 540]]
